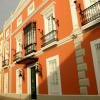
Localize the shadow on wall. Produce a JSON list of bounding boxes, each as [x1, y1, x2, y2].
[[4, 27, 100, 100], [81, 27, 100, 95], [36, 41, 80, 95], [36, 27, 100, 96]]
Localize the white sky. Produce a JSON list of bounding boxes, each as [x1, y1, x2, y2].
[[0, 0, 20, 31]]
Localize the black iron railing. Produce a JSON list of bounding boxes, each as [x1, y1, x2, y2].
[[2, 60, 5, 67], [24, 43, 36, 55], [81, 0, 100, 26], [2, 59, 9, 67], [41, 30, 58, 47], [14, 51, 22, 62]]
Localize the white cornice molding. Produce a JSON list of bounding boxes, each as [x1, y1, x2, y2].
[[4, 0, 49, 32], [4, 0, 30, 30], [41, 1, 56, 16], [57, 34, 73, 46], [11, 0, 49, 36]]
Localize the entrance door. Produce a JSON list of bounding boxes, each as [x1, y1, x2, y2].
[[31, 67, 36, 99]]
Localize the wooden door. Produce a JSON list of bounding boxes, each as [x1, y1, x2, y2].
[[31, 67, 36, 99]]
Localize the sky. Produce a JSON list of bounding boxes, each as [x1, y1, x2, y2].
[[0, 0, 20, 31]]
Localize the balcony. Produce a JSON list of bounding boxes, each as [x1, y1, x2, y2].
[[2, 59, 9, 67], [24, 43, 36, 55], [41, 30, 58, 47], [2, 61, 5, 67], [14, 52, 22, 63], [81, 1, 100, 29]]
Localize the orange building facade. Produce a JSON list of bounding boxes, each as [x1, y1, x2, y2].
[[0, 0, 100, 99]]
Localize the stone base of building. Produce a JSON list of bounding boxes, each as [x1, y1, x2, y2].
[[1, 94, 100, 100]]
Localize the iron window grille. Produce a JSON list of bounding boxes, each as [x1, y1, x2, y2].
[[24, 22, 36, 55]]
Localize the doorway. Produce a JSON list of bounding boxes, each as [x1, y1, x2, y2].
[[31, 67, 36, 99]]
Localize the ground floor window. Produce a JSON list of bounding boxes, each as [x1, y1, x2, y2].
[[16, 69, 22, 94], [4, 73, 8, 94], [46, 55, 62, 95]]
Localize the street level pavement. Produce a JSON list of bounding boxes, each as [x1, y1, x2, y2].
[[0, 95, 24, 100]]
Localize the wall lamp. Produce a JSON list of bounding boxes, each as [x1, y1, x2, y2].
[[18, 69, 23, 78], [35, 62, 42, 77]]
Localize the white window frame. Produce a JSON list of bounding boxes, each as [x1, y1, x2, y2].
[[17, 15, 22, 27], [5, 49, 9, 60], [4, 41, 9, 60], [46, 55, 62, 95], [4, 73, 8, 94], [5, 29, 9, 38], [27, 2, 35, 16], [16, 69, 22, 94], [41, 1, 56, 35], [15, 32, 22, 52], [91, 39, 100, 95]]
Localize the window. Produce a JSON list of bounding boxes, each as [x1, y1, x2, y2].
[[17, 15, 22, 27], [27, 2, 35, 16], [48, 14, 54, 32], [4, 41, 9, 60], [4, 73, 8, 94], [41, 2, 56, 34], [49, 59, 59, 85], [16, 69, 22, 94], [24, 22, 36, 55], [41, 2, 57, 47], [14, 33, 22, 61], [16, 33, 22, 52], [46, 55, 62, 95]]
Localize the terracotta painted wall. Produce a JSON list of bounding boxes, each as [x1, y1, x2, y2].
[[1, 0, 100, 95], [37, 41, 80, 94], [82, 27, 100, 94]]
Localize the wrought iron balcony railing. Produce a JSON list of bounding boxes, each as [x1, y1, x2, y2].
[[2, 59, 9, 67], [24, 43, 36, 55], [81, 0, 100, 26], [14, 51, 22, 62], [2, 60, 5, 67], [41, 30, 58, 47]]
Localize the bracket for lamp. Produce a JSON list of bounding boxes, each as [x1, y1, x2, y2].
[[38, 29, 44, 35]]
